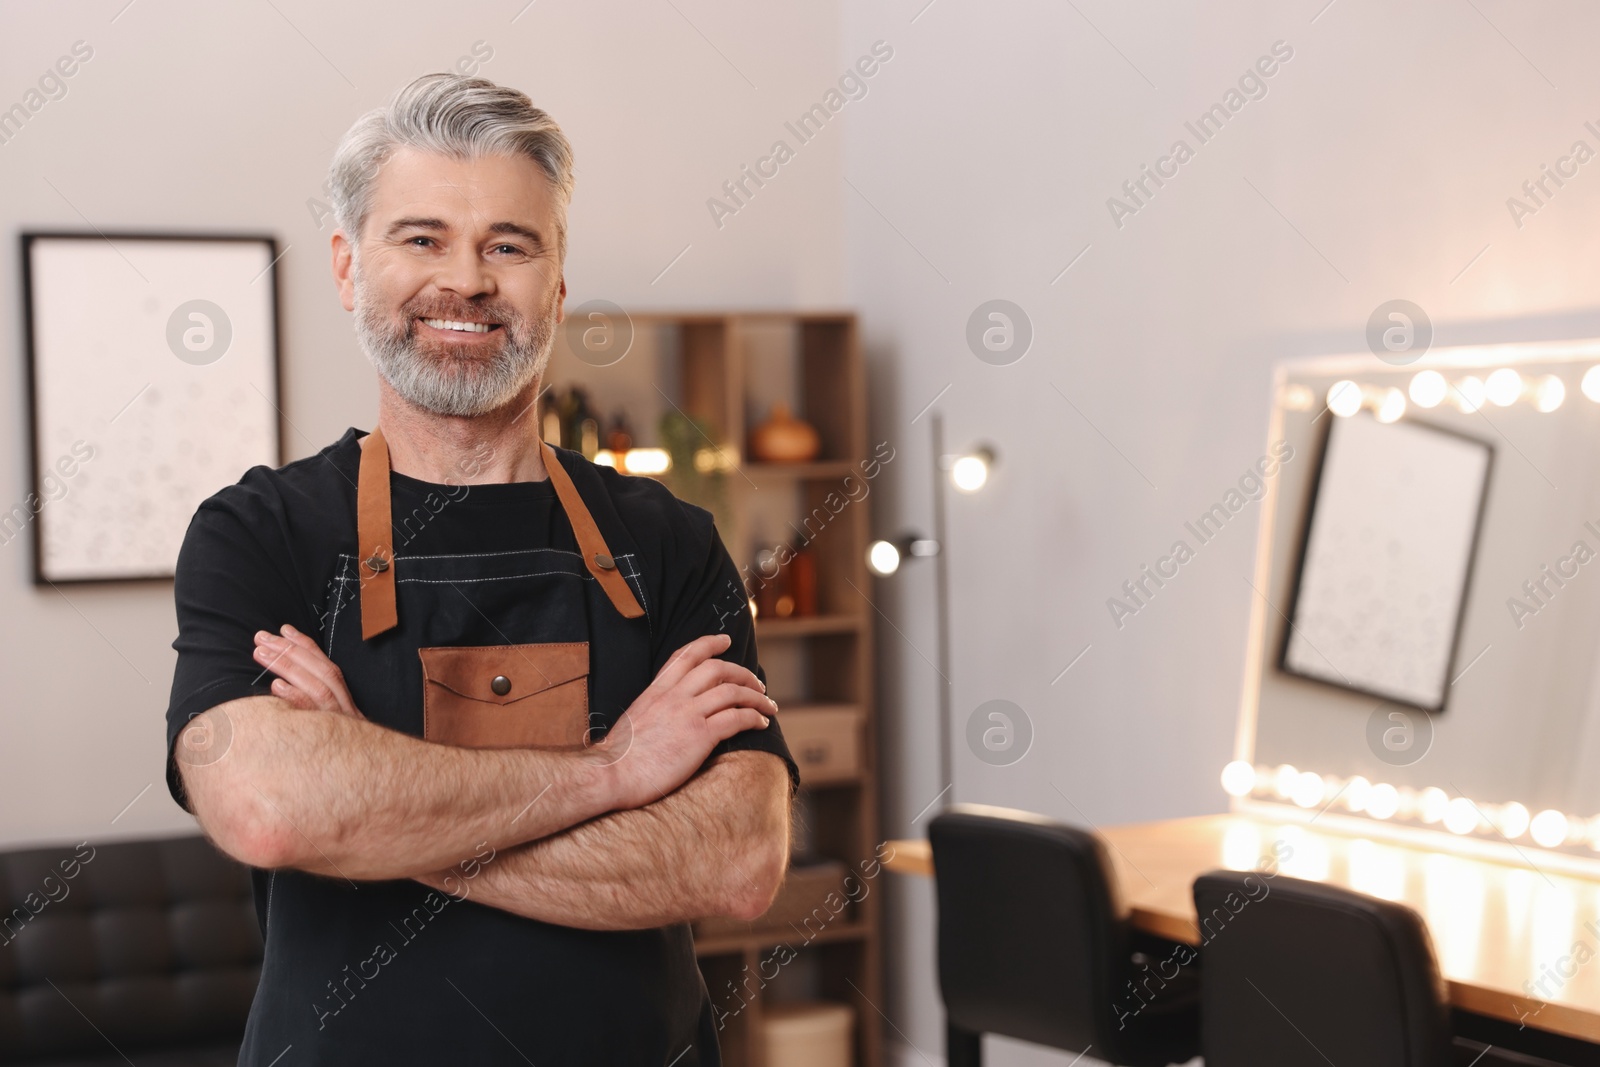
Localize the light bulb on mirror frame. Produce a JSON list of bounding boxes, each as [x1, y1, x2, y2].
[[1534, 375, 1566, 413], [1485, 367, 1523, 407], [1444, 796, 1481, 835], [1453, 375, 1486, 413], [1395, 786, 1421, 821], [1327, 380, 1363, 418], [1583, 365, 1600, 403], [1375, 387, 1407, 424], [1409, 370, 1447, 409], [1281, 384, 1314, 411], [1497, 801, 1530, 840], [1291, 771, 1325, 809], [1220, 760, 1256, 798], [1366, 783, 1401, 820], [1530, 809, 1569, 848], [1417, 786, 1449, 825]]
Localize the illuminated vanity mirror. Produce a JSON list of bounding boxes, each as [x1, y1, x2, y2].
[[1230, 339, 1600, 864]]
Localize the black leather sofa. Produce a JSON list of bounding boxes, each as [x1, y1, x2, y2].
[[0, 834, 260, 1066]]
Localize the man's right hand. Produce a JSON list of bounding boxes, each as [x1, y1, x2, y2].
[[591, 632, 776, 811]]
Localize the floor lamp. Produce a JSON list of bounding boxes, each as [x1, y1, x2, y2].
[[867, 413, 996, 811]]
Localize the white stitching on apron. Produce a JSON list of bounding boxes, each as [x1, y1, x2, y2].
[[395, 570, 595, 586], [621, 555, 652, 632], [378, 545, 586, 563], [329, 552, 638, 580], [321, 551, 644, 630], [330, 547, 636, 571], [323, 554, 353, 656]]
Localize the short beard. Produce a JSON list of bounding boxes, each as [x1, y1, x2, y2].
[[351, 252, 557, 418]]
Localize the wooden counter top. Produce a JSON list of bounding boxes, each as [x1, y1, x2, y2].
[[883, 812, 1600, 1045]]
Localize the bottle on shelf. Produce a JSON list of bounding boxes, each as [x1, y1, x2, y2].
[[750, 543, 795, 619], [605, 412, 634, 454], [557, 387, 600, 460], [790, 542, 818, 617]]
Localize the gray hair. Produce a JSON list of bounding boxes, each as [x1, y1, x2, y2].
[[328, 72, 574, 257]]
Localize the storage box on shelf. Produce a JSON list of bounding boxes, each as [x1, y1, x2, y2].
[[762, 1000, 855, 1067], [544, 310, 882, 1067], [779, 705, 864, 785]]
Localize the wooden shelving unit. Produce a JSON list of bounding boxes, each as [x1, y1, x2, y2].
[[545, 311, 883, 1067]]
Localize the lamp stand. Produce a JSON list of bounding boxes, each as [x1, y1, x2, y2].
[[931, 413, 954, 810]]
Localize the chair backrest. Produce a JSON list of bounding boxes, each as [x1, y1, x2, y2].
[[0, 834, 262, 1063], [1192, 869, 1453, 1067], [928, 803, 1130, 1053]]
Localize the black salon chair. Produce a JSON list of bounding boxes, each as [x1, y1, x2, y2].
[[928, 803, 1199, 1067], [1192, 870, 1567, 1067]]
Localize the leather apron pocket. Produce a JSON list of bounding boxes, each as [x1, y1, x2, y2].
[[419, 641, 590, 749]]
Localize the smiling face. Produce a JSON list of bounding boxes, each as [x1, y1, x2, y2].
[[332, 146, 567, 418]]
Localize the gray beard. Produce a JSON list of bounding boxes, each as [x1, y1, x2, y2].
[[351, 256, 556, 418]]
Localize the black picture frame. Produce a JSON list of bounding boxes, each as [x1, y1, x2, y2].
[[1276, 410, 1495, 713], [20, 230, 284, 585]]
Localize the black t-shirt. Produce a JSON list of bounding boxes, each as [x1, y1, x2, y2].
[[165, 425, 798, 807], [162, 425, 798, 1063]]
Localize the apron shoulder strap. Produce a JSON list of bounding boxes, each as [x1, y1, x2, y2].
[[540, 440, 646, 620], [356, 428, 399, 640]]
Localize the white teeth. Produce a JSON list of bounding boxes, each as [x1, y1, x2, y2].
[[422, 318, 493, 333]]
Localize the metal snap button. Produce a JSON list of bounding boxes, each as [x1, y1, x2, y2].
[[594, 552, 616, 571], [364, 552, 389, 574], [491, 675, 512, 696]]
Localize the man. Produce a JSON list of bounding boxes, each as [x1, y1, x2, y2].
[[164, 71, 798, 1065]]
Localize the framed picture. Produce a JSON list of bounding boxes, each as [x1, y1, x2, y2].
[[20, 232, 282, 583], [1279, 411, 1493, 712]]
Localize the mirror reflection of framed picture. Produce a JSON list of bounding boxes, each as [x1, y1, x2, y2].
[[21, 232, 282, 584], [1279, 411, 1493, 712]]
